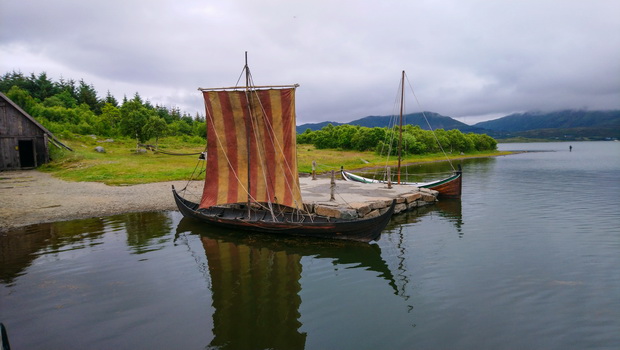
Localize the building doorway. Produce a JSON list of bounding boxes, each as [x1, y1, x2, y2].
[[18, 139, 36, 168]]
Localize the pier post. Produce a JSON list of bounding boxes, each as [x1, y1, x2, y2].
[[330, 170, 336, 201], [387, 167, 392, 189], [312, 161, 317, 180]]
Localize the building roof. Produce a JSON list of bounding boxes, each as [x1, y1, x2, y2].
[[0, 92, 73, 151]]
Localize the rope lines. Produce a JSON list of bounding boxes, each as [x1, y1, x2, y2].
[[404, 73, 455, 172], [367, 71, 457, 183]]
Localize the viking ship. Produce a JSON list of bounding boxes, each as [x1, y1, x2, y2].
[[340, 71, 462, 198], [173, 55, 394, 242]]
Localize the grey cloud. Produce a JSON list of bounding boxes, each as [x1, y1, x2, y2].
[[1, 0, 619, 125]]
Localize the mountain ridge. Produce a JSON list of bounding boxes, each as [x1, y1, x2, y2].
[[297, 109, 620, 140], [297, 112, 485, 133], [472, 110, 620, 131]]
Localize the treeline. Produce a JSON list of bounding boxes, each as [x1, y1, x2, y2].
[[298, 124, 497, 154], [1, 71, 499, 153], [0, 71, 205, 143]]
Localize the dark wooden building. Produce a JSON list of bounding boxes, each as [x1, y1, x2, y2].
[[0, 92, 70, 170]]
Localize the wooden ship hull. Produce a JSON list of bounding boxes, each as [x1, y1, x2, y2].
[[173, 186, 395, 243], [341, 169, 462, 198], [420, 171, 462, 198]]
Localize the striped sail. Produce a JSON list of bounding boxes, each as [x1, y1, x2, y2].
[[199, 88, 303, 209]]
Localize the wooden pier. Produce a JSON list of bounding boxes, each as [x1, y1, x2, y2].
[[299, 174, 438, 220]]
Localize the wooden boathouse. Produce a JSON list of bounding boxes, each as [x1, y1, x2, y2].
[[0, 92, 71, 170]]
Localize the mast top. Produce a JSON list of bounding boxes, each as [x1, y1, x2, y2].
[[198, 84, 299, 91]]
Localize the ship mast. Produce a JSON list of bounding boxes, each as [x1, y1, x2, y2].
[[397, 70, 404, 184], [244, 52, 252, 215]]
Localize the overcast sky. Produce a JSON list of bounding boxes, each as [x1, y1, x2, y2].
[[1, 0, 619, 125]]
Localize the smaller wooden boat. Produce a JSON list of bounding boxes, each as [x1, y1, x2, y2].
[[341, 166, 462, 198], [173, 186, 395, 242], [339, 70, 463, 198]]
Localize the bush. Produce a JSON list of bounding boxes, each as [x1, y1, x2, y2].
[[298, 124, 498, 155]]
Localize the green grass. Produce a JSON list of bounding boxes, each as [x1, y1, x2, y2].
[[41, 136, 206, 185], [296, 144, 511, 173], [40, 136, 511, 185]]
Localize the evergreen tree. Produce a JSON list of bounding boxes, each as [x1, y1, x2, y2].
[[30, 72, 57, 101], [58, 77, 78, 100], [104, 90, 119, 107], [0, 71, 28, 93], [77, 79, 101, 113]]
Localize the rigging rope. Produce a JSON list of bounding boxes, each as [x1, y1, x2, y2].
[[249, 78, 304, 211], [244, 72, 278, 221], [138, 144, 204, 156], [155, 150, 204, 156], [369, 71, 457, 182], [180, 144, 207, 193], [201, 67, 312, 221], [245, 71, 311, 220], [404, 72, 456, 172]]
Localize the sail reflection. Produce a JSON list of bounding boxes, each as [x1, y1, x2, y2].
[[176, 217, 398, 349]]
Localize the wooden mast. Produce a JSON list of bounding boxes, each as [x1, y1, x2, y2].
[[397, 70, 404, 184], [244, 52, 252, 216]]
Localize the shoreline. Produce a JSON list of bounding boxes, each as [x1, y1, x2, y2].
[[335, 151, 518, 173], [1, 152, 515, 234], [0, 171, 204, 234]]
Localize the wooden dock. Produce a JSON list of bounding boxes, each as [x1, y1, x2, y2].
[[299, 174, 438, 220]]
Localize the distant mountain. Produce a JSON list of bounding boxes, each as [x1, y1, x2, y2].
[[473, 110, 620, 132], [297, 109, 620, 141], [297, 112, 485, 133], [472, 110, 620, 140], [297, 121, 344, 133]]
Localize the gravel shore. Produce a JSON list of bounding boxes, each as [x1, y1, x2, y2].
[[0, 169, 424, 234], [0, 170, 203, 233]]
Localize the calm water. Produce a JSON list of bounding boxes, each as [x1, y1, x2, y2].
[[1, 141, 619, 349]]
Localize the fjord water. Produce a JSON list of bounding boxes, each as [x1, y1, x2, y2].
[[1, 141, 619, 349]]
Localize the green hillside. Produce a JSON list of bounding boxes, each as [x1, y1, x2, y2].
[[297, 112, 484, 133]]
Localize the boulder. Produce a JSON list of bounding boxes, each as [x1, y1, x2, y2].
[[364, 209, 381, 219], [369, 199, 392, 210], [348, 202, 372, 216], [394, 203, 407, 214], [402, 192, 422, 203], [314, 205, 357, 219]]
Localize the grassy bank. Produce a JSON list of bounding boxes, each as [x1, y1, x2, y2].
[[296, 144, 512, 173], [40, 136, 511, 185]]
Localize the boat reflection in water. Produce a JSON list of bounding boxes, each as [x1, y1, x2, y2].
[[175, 218, 398, 350], [389, 198, 463, 236], [1, 202, 463, 349]]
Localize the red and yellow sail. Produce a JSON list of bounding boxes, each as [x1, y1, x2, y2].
[[199, 87, 302, 209]]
